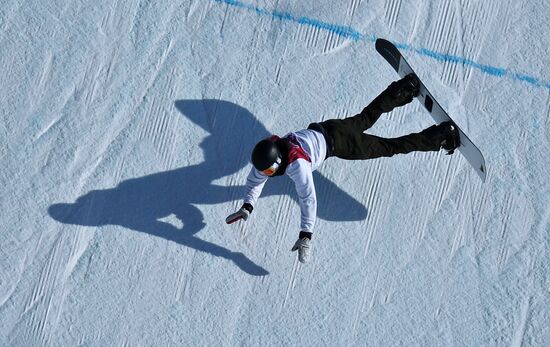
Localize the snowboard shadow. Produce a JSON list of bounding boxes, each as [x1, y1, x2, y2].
[[48, 99, 368, 276]]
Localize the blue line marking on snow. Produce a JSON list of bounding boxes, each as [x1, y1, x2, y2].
[[408, 47, 507, 77], [512, 73, 538, 85], [214, 0, 550, 90], [214, 0, 365, 41]]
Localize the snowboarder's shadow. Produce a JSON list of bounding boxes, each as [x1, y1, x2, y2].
[[48, 99, 368, 276]]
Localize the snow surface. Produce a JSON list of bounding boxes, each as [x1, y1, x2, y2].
[[1, 0, 549, 345]]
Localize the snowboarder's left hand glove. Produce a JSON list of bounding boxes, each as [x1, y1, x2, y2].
[[225, 203, 253, 224], [291, 232, 313, 263]]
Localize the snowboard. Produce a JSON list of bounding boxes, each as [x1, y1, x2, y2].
[[375, 38, 487, 182]]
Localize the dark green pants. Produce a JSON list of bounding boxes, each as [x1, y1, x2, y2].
[[315, 84, 441, 160]]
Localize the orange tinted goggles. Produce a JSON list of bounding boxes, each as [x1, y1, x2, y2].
[[261, 159, 281, 176]]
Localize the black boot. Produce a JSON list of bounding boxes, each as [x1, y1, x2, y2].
[[441, 122, 461, 154], [387, 73, 420, 105], [373, 73, 421, 112], [422, 121, 461, 154]]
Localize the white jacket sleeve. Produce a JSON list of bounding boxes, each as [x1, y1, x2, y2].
[[244, 167, 269, 206], [286, 160, 317, 233]]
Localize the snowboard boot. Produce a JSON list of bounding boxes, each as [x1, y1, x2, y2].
[[441, 122, 461, 154], [422, 121, 461, 154], [394, 73, 421, 101], [291, 234, 312, 263], [373, 73, 421, 112]]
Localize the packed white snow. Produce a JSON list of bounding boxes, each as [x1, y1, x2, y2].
[[1, 0, 549, 345]]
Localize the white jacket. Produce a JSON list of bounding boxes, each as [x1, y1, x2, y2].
[[244, 129, 327, 233]]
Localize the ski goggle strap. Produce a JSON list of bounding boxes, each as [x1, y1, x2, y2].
[[261, 156, 282, 176]]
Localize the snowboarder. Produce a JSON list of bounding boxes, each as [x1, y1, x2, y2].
[[225, 74, 460, 263]]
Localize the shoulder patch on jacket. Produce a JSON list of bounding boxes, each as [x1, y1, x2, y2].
[[285, 134, 311, 164]]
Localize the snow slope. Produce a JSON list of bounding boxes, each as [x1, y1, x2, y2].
[[1, 0, 549, 345]]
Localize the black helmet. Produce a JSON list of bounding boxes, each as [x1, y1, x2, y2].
[[251, 138, 282, 172]]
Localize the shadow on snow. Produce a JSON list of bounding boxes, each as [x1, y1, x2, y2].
[[48, 100, 368, 276]]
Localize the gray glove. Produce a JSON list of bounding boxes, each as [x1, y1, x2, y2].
[[291, 232, 313, 263], [225, 203, 253, 224]]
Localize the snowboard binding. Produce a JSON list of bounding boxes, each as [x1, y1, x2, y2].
[[386, 73, 420, 107], [421, 121, 461, 155], [441, 122, 461, 155]]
